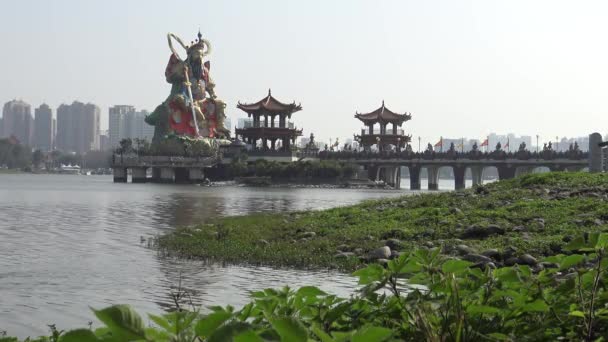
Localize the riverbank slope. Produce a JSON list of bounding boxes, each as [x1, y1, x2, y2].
[[159, 172, 608, 270]]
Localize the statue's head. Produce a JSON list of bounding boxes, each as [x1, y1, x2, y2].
[[186, 31, 211, 81]]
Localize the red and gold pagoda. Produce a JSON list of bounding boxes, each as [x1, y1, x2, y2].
[[236, 89, 303, 151], [354, 101, 412, 152]]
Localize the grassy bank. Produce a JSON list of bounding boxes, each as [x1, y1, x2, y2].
[[158, 172, 608, 271]]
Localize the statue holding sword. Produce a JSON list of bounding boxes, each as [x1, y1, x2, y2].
[[145, 30, 230, 142]]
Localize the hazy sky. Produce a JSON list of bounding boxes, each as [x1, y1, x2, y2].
[[1, 0, 607, 145]]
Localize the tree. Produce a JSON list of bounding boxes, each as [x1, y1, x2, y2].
[[32, 149, 43, 169]]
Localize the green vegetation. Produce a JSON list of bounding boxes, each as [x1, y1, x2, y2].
[[225, 160, 358, 182], [158, 172, 608, 271], [5, 237, 608, 341], [0, 138, 32, 169], [0, 138, 112, 171], [6, 172, 608, 341]]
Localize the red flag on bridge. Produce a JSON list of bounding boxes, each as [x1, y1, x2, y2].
[[480, 138, 489, 147], [434, 138, 443, 147]]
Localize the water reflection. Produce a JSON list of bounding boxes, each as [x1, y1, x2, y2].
[[1, 174, 410, 338]]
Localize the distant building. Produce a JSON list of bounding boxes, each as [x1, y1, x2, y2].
[[1, 100, 33, 145], [354, 101, 411, 152], [235, 90, 303, 151], [56, 101, 101, 153], [557, 136, 589, 152], [34, 103, 54, 151], [224, 117, 232, 136], [99, 130, 110, 151], [109, 105, 134, 148], [109, 105, 154, 147], [487, 133, 531, 152]]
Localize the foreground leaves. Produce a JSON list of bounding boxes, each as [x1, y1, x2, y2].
[[8, 233, 608, 341]]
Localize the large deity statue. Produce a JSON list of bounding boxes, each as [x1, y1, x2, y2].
[[145, 31, 230, 142]]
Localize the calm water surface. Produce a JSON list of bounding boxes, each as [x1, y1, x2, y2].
[[0, 174, 461, 337]]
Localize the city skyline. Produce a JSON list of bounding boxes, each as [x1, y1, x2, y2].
[[1, 0, 607, 145]]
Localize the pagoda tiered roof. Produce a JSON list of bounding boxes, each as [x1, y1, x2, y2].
[[354, 101, 411, 124], [237, 89, 302, 115]]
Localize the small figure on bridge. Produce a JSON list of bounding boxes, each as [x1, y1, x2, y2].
[[471, 142, 479, 152], [518, 141, 527, 152], [495, 142, 502, 152]]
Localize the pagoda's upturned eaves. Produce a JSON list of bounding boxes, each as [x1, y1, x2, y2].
[[355, 101, 411, 124], [237, 89, 302, 115]]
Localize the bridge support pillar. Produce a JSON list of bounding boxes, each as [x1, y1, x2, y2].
[[386, 166, 400, 189], [175, 168, 189, 183], [497, 166, 516, 180], [159, 167, 175, 183], [131, 167, 147, 183], [589, 132, 603, 173], [409, 165, 421, 190], [150, 167, 161, 183], [113, 167, 127, 183], [396, 166, 402, 189], [470, 166, 483, 186], [188, 168, 205, 183], [453, 165, 466, 190], [427, 166, 439, 190], [515, 166, 534, 177]]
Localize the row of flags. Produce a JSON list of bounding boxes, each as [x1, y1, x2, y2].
[[433, 137, 509, 150]]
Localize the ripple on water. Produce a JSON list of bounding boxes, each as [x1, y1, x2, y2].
[[0, 174, 415, 338]]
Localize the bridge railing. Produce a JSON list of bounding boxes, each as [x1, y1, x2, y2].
[[318, 150, 588, 161]]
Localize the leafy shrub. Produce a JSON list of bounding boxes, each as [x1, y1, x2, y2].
[[7, 232, 608, 341]]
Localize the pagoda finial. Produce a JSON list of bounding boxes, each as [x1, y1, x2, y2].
[[197, 29, 202, 41], [268, 88, 272, 96], [382, 99, 385, 107]]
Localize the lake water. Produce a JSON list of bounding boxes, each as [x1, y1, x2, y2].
[[0, 174, 464, 337]]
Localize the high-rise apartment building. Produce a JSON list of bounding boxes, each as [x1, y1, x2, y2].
[[108, 105, 154, 147], [109, 105, 135, 148], [34, 103, 54, 151], [56, 101, 100, 153], [1, 100, 33, 145]]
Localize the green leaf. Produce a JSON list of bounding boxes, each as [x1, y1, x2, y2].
[[207, 321, 253, 342], [144, 327, 173, 342], [522, 300, 549, 312], [466, 305, 501, 315], [564, 236, 586, 251], [234, 330, 265, 342], [312, 324, 335, 342], [325, 302, 351, 324], [195, 310, 232, 338], [569, 310, 585, 318], [442, 259, 472, 273], [353, 264, 386, 285], [596, 233, 608, 249], [296, 286, 327, 297], [487, 332, 511, 341], [269, 316, 308, 342], [58, 329, 99, 342], [148, 313, 172, 332], [92, 305, 146, 341], [494, 267, 520, 283], [559, 254, 585, 270], [351, 325, 392, 342]]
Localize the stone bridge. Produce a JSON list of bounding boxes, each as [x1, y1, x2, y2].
[[111, 154, 219, 183], [320, 151, 589, 190]]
